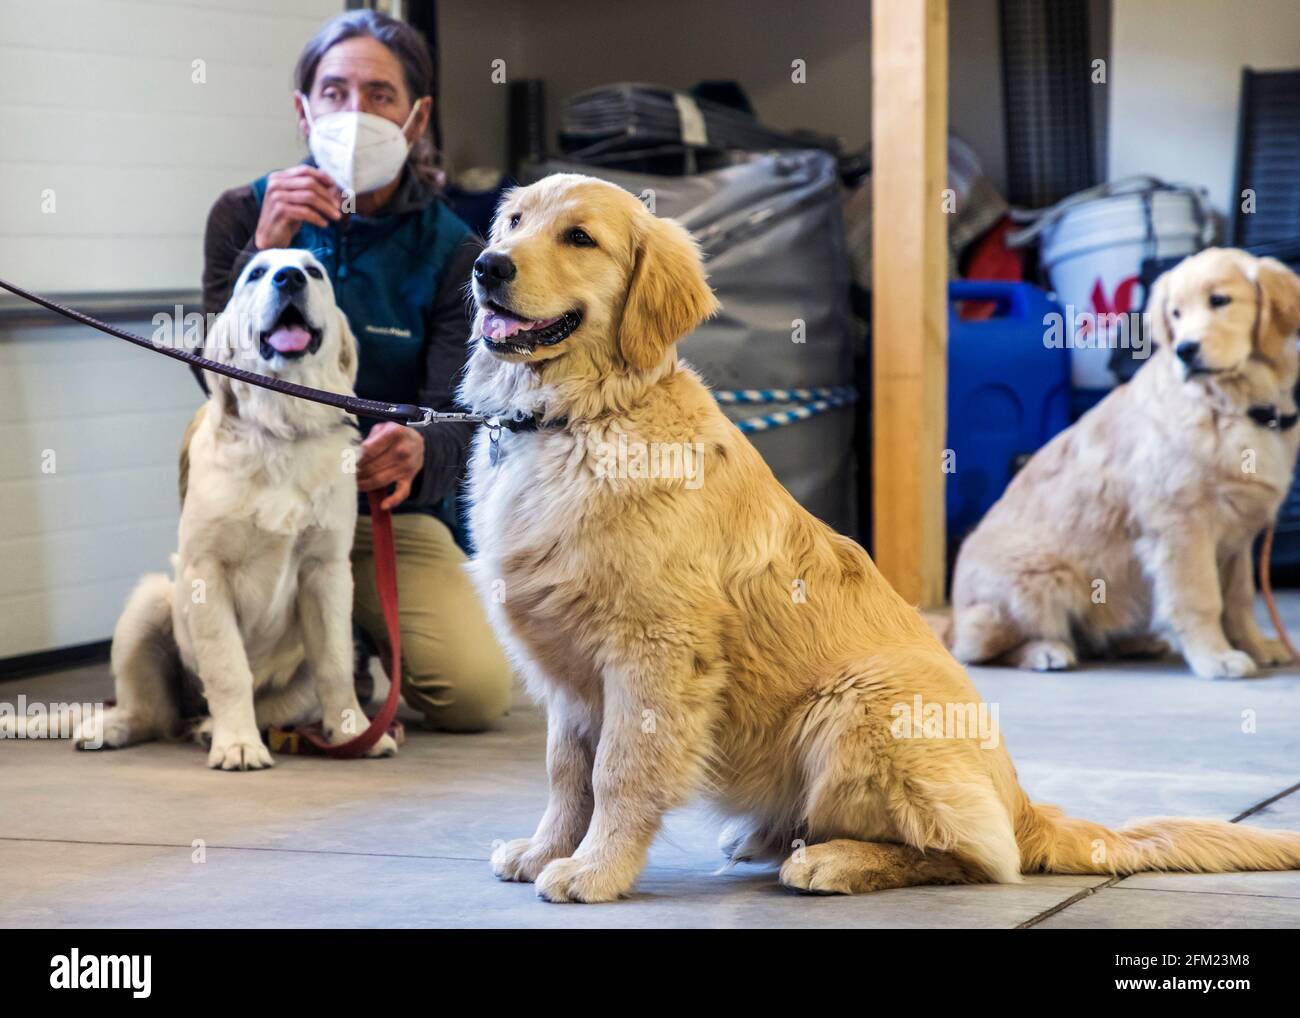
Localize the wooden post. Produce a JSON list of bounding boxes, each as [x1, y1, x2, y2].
[[871, 0, 948, 608]]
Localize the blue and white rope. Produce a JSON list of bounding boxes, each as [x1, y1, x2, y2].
[[713, 386, 854, 405], [713, 385, 858, 434]]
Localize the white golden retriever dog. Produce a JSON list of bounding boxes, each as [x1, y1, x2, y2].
[[951, 249, 1300, 678], [460, 175, 1300, 903], [76, 249, 396, 768]]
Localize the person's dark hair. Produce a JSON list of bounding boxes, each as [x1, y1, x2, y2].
[[294, 9, 443, 191]]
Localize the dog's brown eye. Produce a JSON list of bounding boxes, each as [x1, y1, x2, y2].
[[305, 266, 324, 280], [508, 212, 521, 229], [247, 266, 267, 281], [1209, 293, 1231, 309], [566, 227, 597, 248], [1171, 308, 1181, 319]]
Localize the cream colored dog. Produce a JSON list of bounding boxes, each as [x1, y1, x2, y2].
[[952, 248, 1300, 678], [461, 176, 1300, 902], [75, 249, 397, 768]]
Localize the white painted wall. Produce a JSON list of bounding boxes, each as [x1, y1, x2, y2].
[[1108, 0, 1300, 218], [0, 317, 200, 657], [0, 0, 339, 293], [0, 0, 341, 657]]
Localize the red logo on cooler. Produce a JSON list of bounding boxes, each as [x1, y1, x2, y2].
[[1076, 275, 1140, 342]]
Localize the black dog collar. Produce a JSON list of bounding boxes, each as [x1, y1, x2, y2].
[[1247, 403, 1300, 431], [498, 414, 568, 434], [488, 413, 568, 466]]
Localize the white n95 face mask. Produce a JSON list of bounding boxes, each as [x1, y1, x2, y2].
[[298, 92, 421, 195]]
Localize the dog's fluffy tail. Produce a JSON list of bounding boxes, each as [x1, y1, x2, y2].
[[1016, 799, 1300, 875]]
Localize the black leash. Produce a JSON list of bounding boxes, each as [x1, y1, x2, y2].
[[0, 276, 491, 432]]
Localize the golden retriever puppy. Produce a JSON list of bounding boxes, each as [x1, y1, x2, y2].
[[75, 249, 397, 768], [460, 177, 1300, 902], [951, 248, 1300, 678]]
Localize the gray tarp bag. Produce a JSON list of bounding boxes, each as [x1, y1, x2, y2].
[[523, 150, 859, 535]]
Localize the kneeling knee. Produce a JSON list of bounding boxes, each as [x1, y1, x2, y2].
[[403, 651, 514, 733]]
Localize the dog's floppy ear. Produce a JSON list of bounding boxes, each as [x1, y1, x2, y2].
[[1144, 268, 1173, 352], [200, 307, 238, 408], [617, 214, 719, 372], [1255, 256, 1300, 344], [335, 307, 359, 385]]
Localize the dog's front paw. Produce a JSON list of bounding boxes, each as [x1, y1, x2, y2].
[[1245, 638, 1295, 670], [1012, 639, 1077, 672], [1187, 648, 1258, 679], [208, 730, 274, 771], [535, 856, 632, 903], [491, 837, 568, 883], [365, 732, 399, 758]]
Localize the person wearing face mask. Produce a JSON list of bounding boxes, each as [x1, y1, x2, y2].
[[196, 9, 512, 734]]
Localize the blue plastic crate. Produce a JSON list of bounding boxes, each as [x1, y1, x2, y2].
[[946, 281, 1072, 539]]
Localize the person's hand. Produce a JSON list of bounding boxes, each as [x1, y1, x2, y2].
[[357, 423, 425, 511], [254, 166, 342, 249]]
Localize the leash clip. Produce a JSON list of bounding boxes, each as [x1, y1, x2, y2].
[[406, 406, 437, 429], [487, 417, 504, 467], [405, 407, 494, 430]]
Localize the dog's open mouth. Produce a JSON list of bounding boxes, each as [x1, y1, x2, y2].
[[480, 299, 582, 355], [259, 303, 322, 361]]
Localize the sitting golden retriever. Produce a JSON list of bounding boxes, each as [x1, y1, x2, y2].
[[952, 248, 1300, 678], [74, 249, 397, 768], [460, 177, 1300, 902]]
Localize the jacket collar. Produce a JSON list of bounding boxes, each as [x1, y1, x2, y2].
[[300, 157, 435, 219]]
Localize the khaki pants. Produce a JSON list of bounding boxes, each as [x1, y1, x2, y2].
[[352, 512, 513, 732]]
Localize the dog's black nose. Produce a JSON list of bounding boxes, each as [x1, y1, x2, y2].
[[474, 251, 516, 285], [1175, 340, 1201, 365], [272, 266, 306, 293]]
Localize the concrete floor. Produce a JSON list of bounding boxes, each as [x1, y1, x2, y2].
[[2, 598, 1299, 929]]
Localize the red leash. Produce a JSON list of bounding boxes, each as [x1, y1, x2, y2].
[[1258, 523, 1300, 666], [269, 492, 403, 758]]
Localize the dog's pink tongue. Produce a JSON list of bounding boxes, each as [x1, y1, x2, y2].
[[483, 311, 561, 341], [266, 326, 312, 353]]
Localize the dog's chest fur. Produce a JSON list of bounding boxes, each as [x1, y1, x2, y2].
[[176, 414, 357, 680], [465, 426, 616, 690], [197, 424, 354, 540], [1178, 405, 1300, 544], [1101, 359, 1299, 547]]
